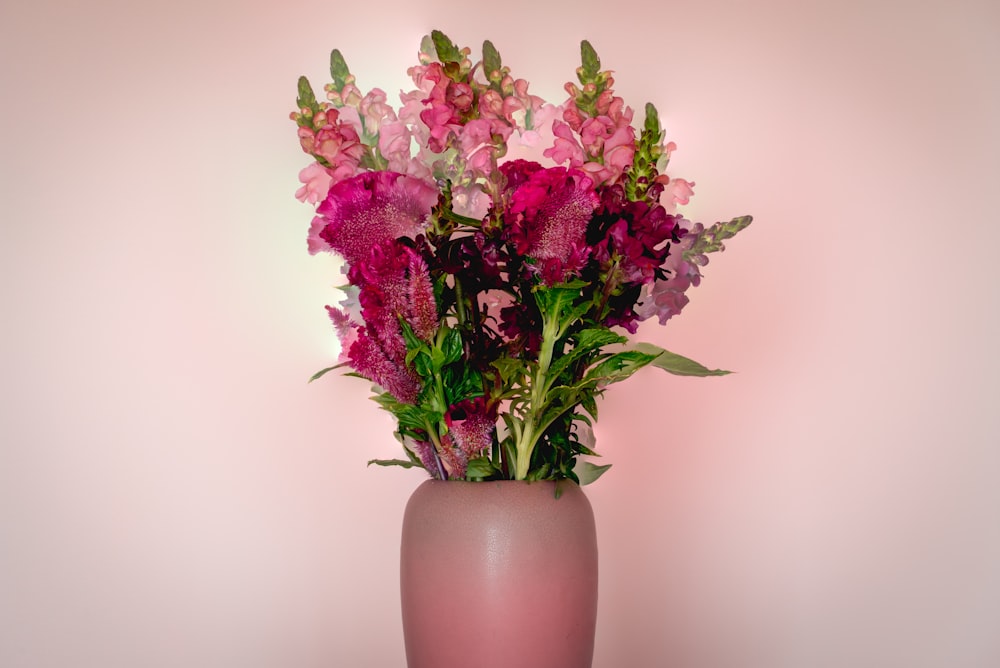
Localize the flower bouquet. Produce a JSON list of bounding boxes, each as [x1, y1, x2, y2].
[[291, 31, 750, 484]]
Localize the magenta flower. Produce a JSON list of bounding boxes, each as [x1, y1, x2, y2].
[[634, 227, 701, 325], [317, 171, 438, 266], [446, 397, 496, 459], [435, 397, 497, 479], [346, 327, 421, 404], [502, 164, 599, 276], [406, 250, 438, 341]]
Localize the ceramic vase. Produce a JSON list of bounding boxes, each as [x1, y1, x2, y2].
[[400, 479, 598, 668]]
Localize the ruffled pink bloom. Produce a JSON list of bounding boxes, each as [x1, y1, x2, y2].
[[377, 119, 412, 170], [295, 163, 334, 204], [658, 177, 695, 213], [307, 215, 331, 255], [420, 103, 461, 153], [543, 120, 586, 167], [358, 88, 397, 136], [316, 171, 438, 266], [501, 104, 562, 165], [327, 83, 363, 108], [458, 118, 505, 177], [309, 122, 365, 169], [334, 105, 363, 135], [451, 183, 492, 220], [578, 124, 636, 187]]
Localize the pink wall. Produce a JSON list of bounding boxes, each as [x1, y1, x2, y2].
[[2, 0, 998, 666]]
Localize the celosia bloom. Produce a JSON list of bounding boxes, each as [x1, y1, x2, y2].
[[502, 163, 600, 273], [317, 171, 438, 266]]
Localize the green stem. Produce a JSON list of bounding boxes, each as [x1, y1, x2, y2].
[[513, 309, 560, 480], [422, 418, 448, 481]]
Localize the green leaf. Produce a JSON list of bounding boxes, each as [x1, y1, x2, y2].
[[482, 40, 502, 77], [580, 40, 601, 78], [296, 76, 318, 111], [308, 365, 340, 383], [574, 460, 612, 485], [492, 357, 527, 385], [465, 456, 497, 479], [548, 328, 626, 379], [329, 49, 351, 89], [431, 30, 461, 63], [441, 327, 463, 366], [632, 342, 732, 376], [371, 393, 441, 429], [367, 458, 421, 469], [585, 350, 659, 385], [643, 102, 661, 137], [412, 351, 433, 378]]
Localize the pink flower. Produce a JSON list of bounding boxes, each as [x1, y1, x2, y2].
[[658, 177, 695, 214], [307, 215, 331, 255], [326, 305, 359, 363], [358, 88, 397, 136], [346, 326, 421, 404], [406, 438, 444, 480], [316, 171, 438, 266], [543, 120, 586, 167], [406, 250, 438, 341], [502, 164, 599, 275], [458, 118, 506, 177], [310, 123, 365, 169], [450, 183, 492, 220], [295, 163, 334, 204], [377, 119, 412, 170], [446, 397, 497, 460], [635, 227, 702, 325]]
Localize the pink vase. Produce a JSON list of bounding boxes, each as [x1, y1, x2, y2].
[[400, 479, 598, 668]]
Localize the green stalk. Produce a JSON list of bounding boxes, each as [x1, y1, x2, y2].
[[512, 309, 560, 480]]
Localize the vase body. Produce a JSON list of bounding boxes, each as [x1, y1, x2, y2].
[[400, 479, 598, 668]]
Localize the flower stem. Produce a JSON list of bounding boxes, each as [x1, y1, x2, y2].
[[513, 309, 559, 480]]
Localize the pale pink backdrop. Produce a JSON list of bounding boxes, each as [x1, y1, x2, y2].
[[2, 0, 998, 666]]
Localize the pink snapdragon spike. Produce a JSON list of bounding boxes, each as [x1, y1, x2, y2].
[[297, 108, 366, 183], [316, 171, 438, 266]]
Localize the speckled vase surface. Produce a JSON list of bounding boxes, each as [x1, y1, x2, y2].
[[400, 479, 598, 668]]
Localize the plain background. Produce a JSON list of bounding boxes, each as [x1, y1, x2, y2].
[[2, 0, 998, 666]]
